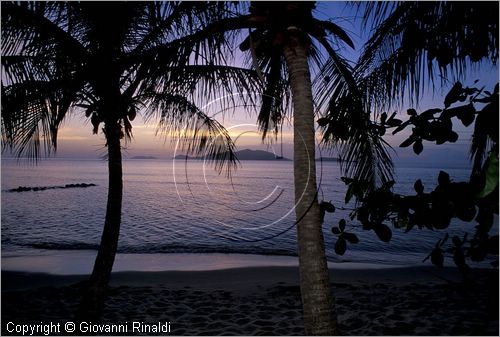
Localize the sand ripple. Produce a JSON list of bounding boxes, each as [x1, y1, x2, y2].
[[2, 273, 498, 336]]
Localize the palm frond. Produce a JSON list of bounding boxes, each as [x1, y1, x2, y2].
[[128, 2, 191, 56], [357, 2, 499, 111], [1, 1, 87, 60], [239, 43, 291, 140], [140, 91, 238, 176], [470, 87, 499, 173], [318, 90, 395, 190], [337, 128, 395, 190], [239, 28, 294, 141], [470, 111, 491, 174], [1, 80, 76, 158], [255, 52, 288, 139], [136, 13, 252, 76], [137, 64, 262, 120], [2, 55, 54, 84], [314, 38, 394, 190], [309, 18, 355, 49], [1, 1, 254, 176], [359, 2, 399, 31], [1, 1, 91, 160]]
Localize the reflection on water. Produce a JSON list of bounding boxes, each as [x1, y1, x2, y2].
[[1, 158, 495, 271]]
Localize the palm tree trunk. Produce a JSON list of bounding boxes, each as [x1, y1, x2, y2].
[[283, 33, 338, 335], [76, 121, 123, 321]]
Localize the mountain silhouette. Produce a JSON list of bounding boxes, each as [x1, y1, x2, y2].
[[174, 149, 290, 161]]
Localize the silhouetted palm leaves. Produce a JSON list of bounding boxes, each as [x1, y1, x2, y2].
[[2, 1, 261, 319], [189, 2, 384, 334], [1, 2, 259, 169], [357, 1, 498, 109]]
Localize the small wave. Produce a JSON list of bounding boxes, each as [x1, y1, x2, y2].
[[26, 242, 100, 250], [17, 241, 297, 257]]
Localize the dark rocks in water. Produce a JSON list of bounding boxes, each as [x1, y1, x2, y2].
[[9, 186, 32, 192], [63, 183, 97, 189], [8, 183, 97, 192]]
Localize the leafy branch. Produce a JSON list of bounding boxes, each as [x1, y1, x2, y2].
[[321, 82, 499, 272]]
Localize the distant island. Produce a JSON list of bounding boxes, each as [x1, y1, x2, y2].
[[170, 152, 342, 162], [235, 149, 291, 161], [173, 154, 198, 160], [130, 156, 158, 160], [174, 149, 291, 161]]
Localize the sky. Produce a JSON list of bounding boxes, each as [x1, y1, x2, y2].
[[6, 2, 499, 169]]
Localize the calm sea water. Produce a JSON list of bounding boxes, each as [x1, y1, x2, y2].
[[1, 158, 494, 268]]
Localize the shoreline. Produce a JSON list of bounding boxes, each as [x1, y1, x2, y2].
[[1, 251, 416, 276], [3, 249, 475, 277], [1, 265, 491, 291], [1, 266, 482, 291], [1, 266, 498, 292]]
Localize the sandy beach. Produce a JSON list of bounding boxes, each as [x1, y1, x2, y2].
[[2, 265, 498, 336]]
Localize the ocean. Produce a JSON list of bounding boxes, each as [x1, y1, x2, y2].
[[1, 158, 495, 273]]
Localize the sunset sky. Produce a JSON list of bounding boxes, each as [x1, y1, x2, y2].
[[6, 2, 499, 167]]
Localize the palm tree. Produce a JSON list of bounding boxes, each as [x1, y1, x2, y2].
[[190, 2, 394, 334], [1, 1, 259, 320], [321, 0, 498, 282], [354, 2, 498, 119], [315, 0, 499, 205], [317, 1, 498, 195]]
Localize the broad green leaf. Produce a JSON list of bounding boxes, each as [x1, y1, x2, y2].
[[444, 81, 463, 108], [476, 152, 499, 198], [343, 232, 359, 244], [320, 201, 336, 213], [374, 223, 392, 242], [392, 120, 410, 134], [407, 108, 417, 116], [420, 108, 442, 119], [447, 130, 459, 143], [380, 112, 387, 124], [414, 179, 424, 194], [400, 137, 416, 148], [339, 219, 346, 231], [334, 237, 347, 255], [394, 212, 409, 229], [385, 118, 403, 127], [438, 171, 450, 186], [413, 139, 423, 154]]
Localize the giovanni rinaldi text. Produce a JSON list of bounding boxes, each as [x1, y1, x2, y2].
[[5, 321, 172, 335]]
